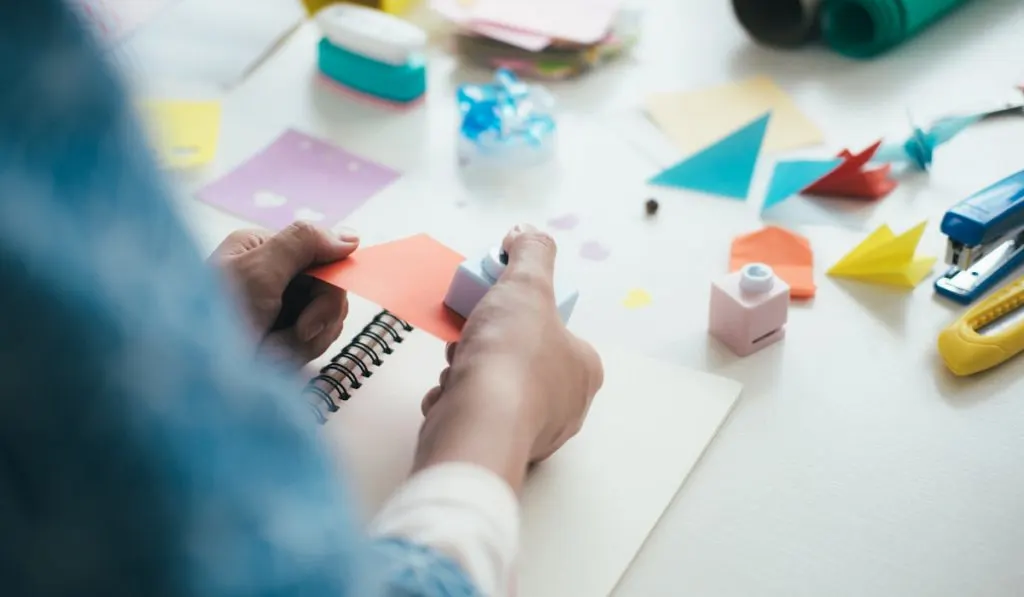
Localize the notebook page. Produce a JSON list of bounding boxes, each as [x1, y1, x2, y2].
[[318, 298, 742, 596]]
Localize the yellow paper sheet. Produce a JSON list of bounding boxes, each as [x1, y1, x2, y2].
[[140, 100, 222, 169], [645, 76, 823, 155]]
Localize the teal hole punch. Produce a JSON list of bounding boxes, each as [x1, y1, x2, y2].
[[318, 39, 426, 105], [314, 4, 427, 106]]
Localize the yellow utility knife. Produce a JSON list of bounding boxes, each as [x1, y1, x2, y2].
[[938, 274, 1024, 375]]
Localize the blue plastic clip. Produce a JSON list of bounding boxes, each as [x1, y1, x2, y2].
[[456, 69, 556, 165]]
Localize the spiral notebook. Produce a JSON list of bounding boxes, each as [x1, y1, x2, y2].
[[302, 297, 742, 597]]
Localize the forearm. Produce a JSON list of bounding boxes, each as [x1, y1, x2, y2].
[[370, 372, 535, 596], [413, 384, 534, 494]]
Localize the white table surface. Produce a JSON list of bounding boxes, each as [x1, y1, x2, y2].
[[155, 0, 1024, 594]]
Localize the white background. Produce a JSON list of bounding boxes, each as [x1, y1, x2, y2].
[[141, 0, 1024, 594]]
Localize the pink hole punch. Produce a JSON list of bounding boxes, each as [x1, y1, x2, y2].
[[709, 263, 789, 356]]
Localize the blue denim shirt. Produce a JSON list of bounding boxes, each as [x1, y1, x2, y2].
[[0, 2, 478, 596]]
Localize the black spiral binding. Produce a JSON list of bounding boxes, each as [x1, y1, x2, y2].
[[302, 310, 414, 424]]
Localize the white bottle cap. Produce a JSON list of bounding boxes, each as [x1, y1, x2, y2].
[[739, 263, 775, 294], [481, 247, 507, 281]]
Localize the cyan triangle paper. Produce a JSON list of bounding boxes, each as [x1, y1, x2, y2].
[[762, 159, 842, 211], [648, 112, 771, 200]]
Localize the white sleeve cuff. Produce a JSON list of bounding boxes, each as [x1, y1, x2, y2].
[[369, 462, 520, 597]]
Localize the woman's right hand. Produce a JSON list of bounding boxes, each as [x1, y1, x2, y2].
[[414, 225, 604, 490]]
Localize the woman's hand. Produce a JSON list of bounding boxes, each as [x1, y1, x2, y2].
[[414, 224, 604, 492], [210, 222, 358, 367]]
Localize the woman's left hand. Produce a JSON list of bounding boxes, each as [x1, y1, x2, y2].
[[211, 221, 359, 367]]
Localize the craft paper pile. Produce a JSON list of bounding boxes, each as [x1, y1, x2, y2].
[[431, 0, 639, 80], [827, 222, 936, 288]]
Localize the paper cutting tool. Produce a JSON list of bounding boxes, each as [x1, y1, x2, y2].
[[938, 273, 1024, 376], [935, 169, 1024, 304]]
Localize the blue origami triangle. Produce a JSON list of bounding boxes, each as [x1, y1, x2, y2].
[[648, 112, 771, 200], [762, 159, 843, 211]]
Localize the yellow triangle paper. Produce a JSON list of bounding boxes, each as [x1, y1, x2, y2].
[[850, 221, 928, 271], [840, 257, 937, 288], [828, 222, 936, 288], [140, 99, 222, 169], [827, 225, 895, 275]]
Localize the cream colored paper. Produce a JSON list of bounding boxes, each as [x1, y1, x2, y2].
[[645, 75, 823, 155], [321, 298, 742, 597]]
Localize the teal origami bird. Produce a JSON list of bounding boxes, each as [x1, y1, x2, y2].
[[873, 113, 981, 171]]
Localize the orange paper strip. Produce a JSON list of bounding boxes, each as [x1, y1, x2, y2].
[[308, 234, 467, 342]]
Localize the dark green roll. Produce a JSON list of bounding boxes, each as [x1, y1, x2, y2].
[[821, 0, 974, 58]]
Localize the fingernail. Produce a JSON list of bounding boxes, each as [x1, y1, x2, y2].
[[337, 228, 360, 243], [301, 322, 325, 342], [509, 223, 534, 239]]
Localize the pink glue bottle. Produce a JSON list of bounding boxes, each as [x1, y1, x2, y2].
[[708, 263, 790, 356]]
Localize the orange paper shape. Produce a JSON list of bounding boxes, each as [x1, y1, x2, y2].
[[803, 140, 898, 200], [730, 226, 816, 299], [308, 234, 466, 342]]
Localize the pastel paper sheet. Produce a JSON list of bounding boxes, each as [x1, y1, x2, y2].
[[645, 76, 823, 155], [307, 234, 467, 342], [730, 226, 816, 299], [141, 99, 222, 169], [827, 222, 937, 288], [648, 113, 770, 200], [196, 129, 400, 230]]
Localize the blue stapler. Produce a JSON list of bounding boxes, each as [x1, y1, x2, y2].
[[935, 169, 1024, 304]]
